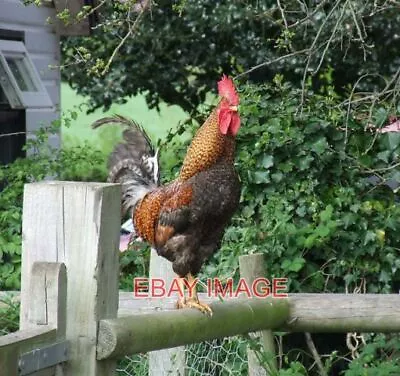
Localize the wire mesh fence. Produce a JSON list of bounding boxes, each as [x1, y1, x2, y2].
[[117, 354, 149, 376], [116, 336, 249, 376]]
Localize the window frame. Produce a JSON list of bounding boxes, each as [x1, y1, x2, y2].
[[0, 40, 53, 109]]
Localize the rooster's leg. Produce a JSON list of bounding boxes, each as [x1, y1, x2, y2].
[[175, 276, 186, 309], [179, 273, 213, 316]]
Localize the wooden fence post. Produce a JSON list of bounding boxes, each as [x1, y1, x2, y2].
[[239, 254, 278, 376], [148, 249, 186, 376], [0, 262, 67, 376], [20, 182, 121, 376]]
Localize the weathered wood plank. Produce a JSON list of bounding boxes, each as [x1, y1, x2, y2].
[[148, 249, 186, 376], [28, 262, 67, 336], [0, 327, 57, 376], [26, 110, 60, 132], [8, 289, 400, 333], [97, 298, 290, 360], [0, 0, 56, 29], [115, 293, 400, 334], [21, 182, 121, 376], [285, 293, 400, 333], [1, 261, 66, 376], [24, 31, 59, 55], [240, 254, 276, 376], [0, 327, 56, 347]]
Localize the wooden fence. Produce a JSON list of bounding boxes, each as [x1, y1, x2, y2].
[[0, 182, 399, 375]]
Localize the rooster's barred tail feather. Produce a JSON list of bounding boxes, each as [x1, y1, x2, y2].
[[92, 115, 159, 217]]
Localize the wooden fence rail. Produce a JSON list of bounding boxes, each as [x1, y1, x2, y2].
[[97, 293, 400, 359], [0, 262, 66, 375], [97, 298, 289, 359], [0, 182, 399, 376]]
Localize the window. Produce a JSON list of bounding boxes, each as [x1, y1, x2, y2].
[[0, 85, 9, 105], [0, 40, 53, 109]]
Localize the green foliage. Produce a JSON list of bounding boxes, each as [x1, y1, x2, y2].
[[0, 122, 106, 290], [0, 295, 20, 335], [345, 334, 400, 376], [61, 1, 400, 113], [278, 361, 308, 376], [119, 245, 151, 291]]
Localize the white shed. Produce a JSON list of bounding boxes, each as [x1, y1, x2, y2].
[[0, 0, 93, 165]]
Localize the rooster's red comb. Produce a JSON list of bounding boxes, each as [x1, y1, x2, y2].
[[218, 75, 239, 106]]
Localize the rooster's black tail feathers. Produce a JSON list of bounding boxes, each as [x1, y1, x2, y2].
[[92, 115, 159, 217]]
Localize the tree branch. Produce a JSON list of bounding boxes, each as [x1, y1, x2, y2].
[[287, 0, 330, 28], [0, 132, 26, 138], [305, 332, 328, 376], [101, 2, 149, 75], [299, 0, 346, 111], [234, 48, 310, 80]]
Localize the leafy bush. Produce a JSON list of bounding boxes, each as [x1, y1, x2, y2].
[[62, 1, 400, 113], [0, 294, 19, 335], [344, 334, 400, 376], [0, 122, 106, 290]]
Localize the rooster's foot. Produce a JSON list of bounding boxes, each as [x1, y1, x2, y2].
[[176, 297, 213, 316]]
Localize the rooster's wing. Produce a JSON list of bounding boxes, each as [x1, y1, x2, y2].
[[154, 160, 240, 251]]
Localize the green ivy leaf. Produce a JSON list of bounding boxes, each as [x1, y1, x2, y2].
[[315, 225, 330, 237], [386, 133, 400, 150], [311, 137, 328, 155], [271, 172, 284, 182], [364, 230, 376, 245], [282, 257, 306, 272], [296, 206, 306, 217], [377, 150, 391, 163], [252, 171, 270, 184], [320, 205, 333, 222], [298, 155, 314, 170], [259, 154, 274, 169]]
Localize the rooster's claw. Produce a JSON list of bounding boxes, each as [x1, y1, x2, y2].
[[176, 297, 213, 316]]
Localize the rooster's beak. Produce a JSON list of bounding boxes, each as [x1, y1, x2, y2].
[[229, 105, 238, 112]]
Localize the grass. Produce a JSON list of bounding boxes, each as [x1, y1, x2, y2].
[[61, 83, 188, 154]]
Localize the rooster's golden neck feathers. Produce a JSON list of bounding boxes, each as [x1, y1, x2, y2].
[[179, 75, 240, 181]]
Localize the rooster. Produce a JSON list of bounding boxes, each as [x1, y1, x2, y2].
[[92, 75, 241, 314]]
